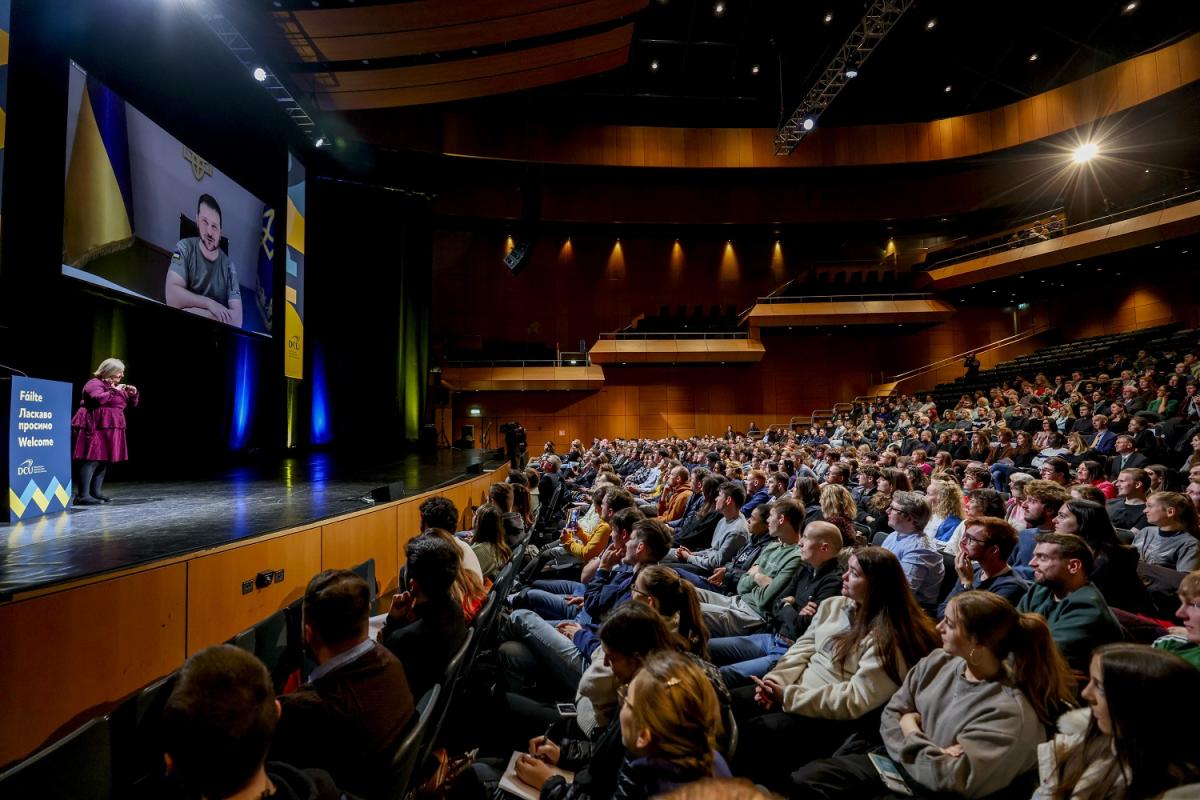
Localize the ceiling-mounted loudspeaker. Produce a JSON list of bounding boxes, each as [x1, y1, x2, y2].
[[504, 239, 531, 274]]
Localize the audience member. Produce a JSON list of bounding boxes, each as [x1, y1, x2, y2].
[[707, 521, 844, 687], [1009, 479, 1070, 580], [470, 503, 511, 580], [164, 645, 352, 800], [1107, 467, 1151, 531], [733, 547, 939, 792], [671, 482, 749, 576], [1054, 498, 1150, 613], [1132, 491, 1200, 572], [938, 516, 1028, 619], [1033, 643, 1200, 798], [1151, 570, 1200, 670], [1017, 533, 1124, 671], [795, 591, 1074, 799], [380, 537, 467, 698], [880, 491, 946, 609], [276, 569, 414, 796]]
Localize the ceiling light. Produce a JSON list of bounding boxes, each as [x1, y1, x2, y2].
[[802, 117, 815, 131], [252, 66, 267, 82], [713, 1, 724, 16], [845, 68, 858, 78], [1072, 142, 1099, 163], [944, 85, 952, 93], [824, 11, 833, 23], [751, 63, 760, 74], [925, 18, 937, 30], [1122, 1, 1138, 12], [1028, 53, 1039, 62], [650, 59, 659, 72], [1144, 168, 1150, 173]]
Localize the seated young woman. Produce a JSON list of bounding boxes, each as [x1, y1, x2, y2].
[[793, 591, 1076, 800], [1053, 498, 1150, 614], [510, 611, 730, 800], [731, 546, 940, 793], [1033, 643, 1200, 799]]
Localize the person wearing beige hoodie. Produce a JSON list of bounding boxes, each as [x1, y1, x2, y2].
[[730, 546, 940, 793]]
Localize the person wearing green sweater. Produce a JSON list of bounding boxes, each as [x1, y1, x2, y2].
[[1153, 569, 1200, 670], [692, 498, 805, 637], [1017, 532, 1123, 672]]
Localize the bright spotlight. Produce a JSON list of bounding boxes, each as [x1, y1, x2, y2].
[[252, 66, 267, 82], [845, 68, 858, 78], [314, 137, 326, 148], [802, 117, 815, 131], [1072, 142, 1099, 163]]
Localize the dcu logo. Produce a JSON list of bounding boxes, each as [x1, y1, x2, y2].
[[16, 458, 46, 476]]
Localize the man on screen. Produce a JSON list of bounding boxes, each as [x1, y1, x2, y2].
[[164, 193, 243, 327]]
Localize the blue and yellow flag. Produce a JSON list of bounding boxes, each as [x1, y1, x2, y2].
[[64, 75, 134, 266]]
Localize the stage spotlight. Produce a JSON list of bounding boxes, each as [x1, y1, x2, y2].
[[1122, 1, 1138, 13], [925, 18, 937, 30], [713, 2, 724, 17], [823, 11, 833, 23], [650, 59, 660, 72], [314, 137, 326, 148], [802, 117, 815, 131], [252, 66, 267, 82], [944, 85, 952, 93], [1028, 53, 1038, 62], [751, 63, 760, 74], [1072, 142, 1099, 163], [845, 68, 858, 78]]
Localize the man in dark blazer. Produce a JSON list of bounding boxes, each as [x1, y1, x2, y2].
[[272, 569, 415, 798], [1108, 435, 1148, 480]]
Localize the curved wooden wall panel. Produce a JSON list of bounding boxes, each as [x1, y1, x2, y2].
[[436, 33, 1200, 167], [278, 0, 648, 62], [306, 25, 634, 110]]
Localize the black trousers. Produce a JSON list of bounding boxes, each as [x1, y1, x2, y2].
[[731, 685, 880, 794]]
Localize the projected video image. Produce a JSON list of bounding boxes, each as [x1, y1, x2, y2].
[[61, 62, 274, 335]]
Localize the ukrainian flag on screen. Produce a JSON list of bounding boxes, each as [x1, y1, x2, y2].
[[64, 75, 134, 266]]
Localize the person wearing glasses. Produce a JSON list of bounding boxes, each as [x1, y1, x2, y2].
[[936, 516, 1028, 620], [880, 492, 945, 611]]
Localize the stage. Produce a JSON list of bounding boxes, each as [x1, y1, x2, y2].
[[0, 449, 505, 599]]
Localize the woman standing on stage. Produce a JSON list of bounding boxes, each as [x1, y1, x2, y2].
[[71, 358, 138, 505]]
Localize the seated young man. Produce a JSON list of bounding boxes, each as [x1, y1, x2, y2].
[[499, 518, 673, 698], [272, 569, 414, 797], [691, 499, 805, 638], [513, 506, 644, 623], [1018, 532, 1124, 671], [1009, 479, 1071, 580], [379, 535, 469, 698], [706, 519, 843, 687], [937, 515, 1029, 619], [164, 645, 353, 800], [667, 481, 750, 577], [879, 491, 945, 610]]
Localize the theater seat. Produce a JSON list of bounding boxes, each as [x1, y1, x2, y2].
[[0, 715, 113, 800]]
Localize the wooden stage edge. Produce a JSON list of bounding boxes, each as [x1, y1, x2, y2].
[[0, 463, 509, 768]]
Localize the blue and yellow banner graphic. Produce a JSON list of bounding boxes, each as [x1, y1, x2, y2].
[[9, 378, 73, 522], [284, 153, 306, 380], [64, 74, 135, 266]]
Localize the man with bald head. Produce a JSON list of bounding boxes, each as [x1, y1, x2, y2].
[[705, 520, 844, 687]]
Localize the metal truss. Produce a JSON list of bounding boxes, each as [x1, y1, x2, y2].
[[774, 0, 914, 155], [194, 3, 320, 141]]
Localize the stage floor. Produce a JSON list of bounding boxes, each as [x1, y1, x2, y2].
[[0, 449, 503, 599]]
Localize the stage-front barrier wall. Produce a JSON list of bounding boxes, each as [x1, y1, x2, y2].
[[0, 463, 507, 768]]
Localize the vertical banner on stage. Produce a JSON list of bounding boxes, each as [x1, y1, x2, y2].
[[8, 378, 73, 522], [284, 152, 305, 379], [0, 0, 11, 236]]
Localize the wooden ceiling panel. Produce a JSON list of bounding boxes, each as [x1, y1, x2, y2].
[[278, 0, 647, 62], [304, 25, 633, 110]]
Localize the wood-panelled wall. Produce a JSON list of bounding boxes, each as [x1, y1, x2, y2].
[[450, 308, 1023, 449], [0, 465, 507, 768], [435, 34, 1200, 168]]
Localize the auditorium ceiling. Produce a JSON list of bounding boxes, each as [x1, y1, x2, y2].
[[239, 0, 1199, 133]]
